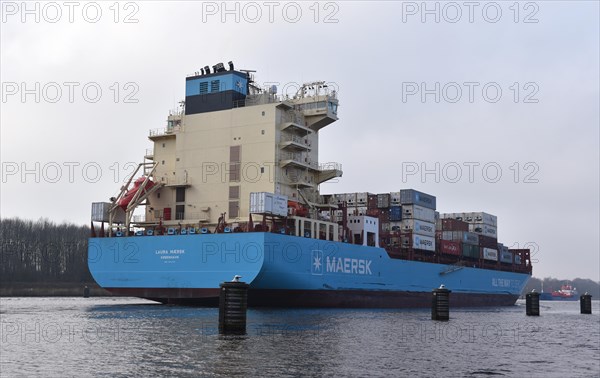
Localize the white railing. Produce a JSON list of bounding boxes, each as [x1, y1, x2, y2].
[[158, 175, 191, 186], [149, 125, 181, 137], [281, 134, 309, 146], [318, 162, 342, 171]]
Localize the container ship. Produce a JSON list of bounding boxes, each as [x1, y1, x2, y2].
[[88, 62, 532, 308]]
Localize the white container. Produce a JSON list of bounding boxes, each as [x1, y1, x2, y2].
[[402, 234, 435, 252], [91, 202, 125, 223], [356, 192, 369, 205], [401, 204, 435, 222], [334, 194, 345, 205], [482, 247, 498, 261], [357, 206, 368, 216], [468, 223, 497, 238], [250, 192, 288, 216], [470, 212, 497, 226], [389, 222, 402, 232], [401, 219, 435, 237], [390, 192, 401, 204], [345, 193, 357, 205]]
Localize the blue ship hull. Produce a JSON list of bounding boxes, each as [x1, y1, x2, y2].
[[88, 233, 530, 308]]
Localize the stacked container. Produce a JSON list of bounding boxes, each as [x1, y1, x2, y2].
[[498, 243, 512, 264], [441, 211, 499, 261], [377, 193, 390, 208], [399, 189, 436, 251]]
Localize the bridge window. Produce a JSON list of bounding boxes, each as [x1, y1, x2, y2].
[[229, 186, 240, 199], [199, 82, 208, 94], [228, 201, 239, 218]]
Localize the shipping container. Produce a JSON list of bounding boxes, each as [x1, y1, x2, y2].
[[334, 193, 345, 205], [377, 193, 390, 208], [381, 222, 391, 232], [367, 194, 378, 209], [390, 192, 401, 205], [442, 218, 469, 232], [401, 233, 435, 252], [345, 193, 357, 206], [346, 207, 359, 217], [357, 206, 368, 216], [462, 244, 479, 259], [478, 235, 498, 249], [442, 231, 479, 245], [356, 192, 370, 205], [366, 208, 380, 217], [468, 212, 497, 226], [91, 202, 125, 223], [389, 222, 402, 232], [514, 255, 522, 265], [440, 240, 461, 256], [399, 189, 436, 209], [500, 251, 513, 264], [482, 247, 498, 261], [389, 206, 402, 221], [378, 209, 390, 222], [401, 219, 435, 237], [401, 204, 435, 222], [250, 192, 288, 216], [468, 223, 497, 238]]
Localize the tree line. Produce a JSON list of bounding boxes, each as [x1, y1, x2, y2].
[[0, 217, 92, 284], [523, 277, 600, 297]]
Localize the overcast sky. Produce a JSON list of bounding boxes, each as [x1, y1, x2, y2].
[[1, 1, 598, 280]]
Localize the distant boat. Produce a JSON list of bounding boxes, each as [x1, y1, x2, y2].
[[551, 284, 579, 301]]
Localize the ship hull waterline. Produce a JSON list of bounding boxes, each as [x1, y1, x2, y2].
[[103, 287, 520, 308]]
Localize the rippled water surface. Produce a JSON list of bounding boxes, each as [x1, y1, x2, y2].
[[1, 297, 599, 377]]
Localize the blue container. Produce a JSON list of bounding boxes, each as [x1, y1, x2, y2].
[[389, 206, 402, 221], [500, 251, 513, 264], [400, 189, 436, 210]]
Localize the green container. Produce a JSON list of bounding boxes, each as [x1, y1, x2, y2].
[[462, 244, 479, 258]]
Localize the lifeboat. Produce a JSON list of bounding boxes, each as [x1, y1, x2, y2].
[[118, 177, 155, 210], [288, 200, 308, 217]]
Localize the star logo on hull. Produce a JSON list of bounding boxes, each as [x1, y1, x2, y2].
[[311, 250, 323, 275]]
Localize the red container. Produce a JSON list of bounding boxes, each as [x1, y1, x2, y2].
[[378, 209, 390, 222], [440, 240, 461, 256], [366, 208, 380, 217], [478, 235, 497, 248], [367, 195, 378, 210], [442, 219, 469, 231]]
